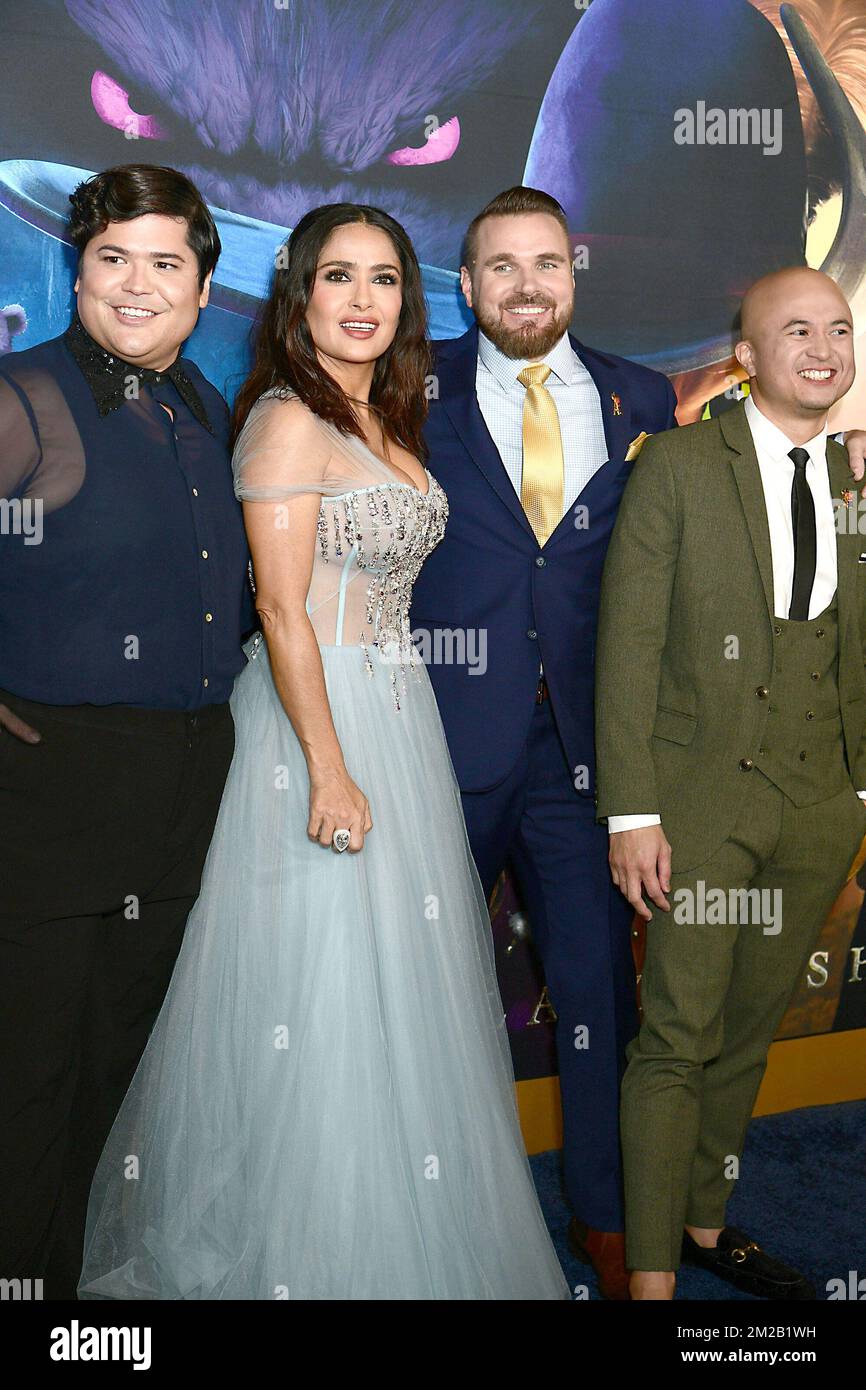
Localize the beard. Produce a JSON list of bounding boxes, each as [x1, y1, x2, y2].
[[474, 295, 573, 361]]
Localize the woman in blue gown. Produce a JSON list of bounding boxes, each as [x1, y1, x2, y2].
[[77, 203, 571, 1300]]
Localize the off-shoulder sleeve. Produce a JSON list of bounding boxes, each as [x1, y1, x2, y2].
[[232, 391, 372, 502]]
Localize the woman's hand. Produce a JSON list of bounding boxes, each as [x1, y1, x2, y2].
[[308, 767, 373, 853]]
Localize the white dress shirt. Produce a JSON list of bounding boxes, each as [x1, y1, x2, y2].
[[608, 394, 855, 834], [475, 329, 610, 513]]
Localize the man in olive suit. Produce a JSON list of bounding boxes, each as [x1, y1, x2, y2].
[[595, 267, 866, 1300]]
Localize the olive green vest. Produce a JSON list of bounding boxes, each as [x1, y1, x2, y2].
[[754, 596, 850, 805]]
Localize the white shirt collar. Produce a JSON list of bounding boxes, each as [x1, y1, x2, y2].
[[477, 328, 579, 394], [743, 393, 828, 470]]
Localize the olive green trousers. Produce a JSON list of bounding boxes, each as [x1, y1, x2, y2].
[[621, 769, 866, 1271]]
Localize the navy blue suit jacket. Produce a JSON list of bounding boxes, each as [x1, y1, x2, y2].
[[410, 324, 678, 794]]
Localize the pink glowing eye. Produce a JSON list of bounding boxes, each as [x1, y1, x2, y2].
[[386, 115, 460, 167], [90, 70, 169, 140]]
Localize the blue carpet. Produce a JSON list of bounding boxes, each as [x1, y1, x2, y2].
[[528, 1099, 866, 1299]]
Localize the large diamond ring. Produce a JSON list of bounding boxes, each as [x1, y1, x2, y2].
[[332, 828, 351, 853]]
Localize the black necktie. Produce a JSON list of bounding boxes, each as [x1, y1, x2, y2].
[[788, 447, 816, 621]]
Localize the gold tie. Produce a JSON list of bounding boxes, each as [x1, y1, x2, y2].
[[517, 363, 564, 546]]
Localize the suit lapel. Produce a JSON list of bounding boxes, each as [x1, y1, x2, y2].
[[435, 326, 536, 540], [719, 401, 776, 618], [542, 337, 634, 550], [571, 337, 634, 465]]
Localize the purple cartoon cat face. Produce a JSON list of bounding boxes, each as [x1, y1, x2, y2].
[[65, 0, 545, 265]]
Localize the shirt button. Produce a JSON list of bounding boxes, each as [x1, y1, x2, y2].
[[192, 487, 199, 497], [527, 628, 537, 640], [205, 612, 213, 623], [201, 549, 208, 559], [535, 556, 546, 567]]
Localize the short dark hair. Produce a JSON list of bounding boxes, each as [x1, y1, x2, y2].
[[462, 185, 570, 272], [67, 164, 220, 290]]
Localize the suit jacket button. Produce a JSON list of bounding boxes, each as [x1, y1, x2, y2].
[[774, 624, 783, 635], [816, 628, 825, 637], [535, 556, 546, 567], [739, 757, 754, 771], [756, 686, 769, 698], [527, 628, 537, 640]]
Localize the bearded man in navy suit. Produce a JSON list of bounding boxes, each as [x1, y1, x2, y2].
[[410, 186, 678, 1298]]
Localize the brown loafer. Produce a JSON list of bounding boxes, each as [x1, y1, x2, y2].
[[568, 1217, 630, 1300]]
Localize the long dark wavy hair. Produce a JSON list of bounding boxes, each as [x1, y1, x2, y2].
[[232, 204, 432, 460]]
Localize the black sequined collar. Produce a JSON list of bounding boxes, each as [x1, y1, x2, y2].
[[63, 311, 215, 434]]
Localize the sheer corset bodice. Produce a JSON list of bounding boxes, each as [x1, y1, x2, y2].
[[233, 389, 448, 704], [303, 477, 448, 653]]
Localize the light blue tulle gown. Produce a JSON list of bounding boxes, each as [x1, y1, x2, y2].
[[77, 389, 570, 1300]]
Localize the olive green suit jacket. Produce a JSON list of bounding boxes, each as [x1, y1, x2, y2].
[[594, 398, 866, 871]]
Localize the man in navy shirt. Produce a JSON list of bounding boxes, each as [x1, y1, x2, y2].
[[0, 163, 254, 1298]]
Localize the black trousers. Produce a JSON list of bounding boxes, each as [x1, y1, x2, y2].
[[0, 687, 235, 1300]]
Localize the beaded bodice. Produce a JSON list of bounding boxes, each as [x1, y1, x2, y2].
[[234, 389, 448, 708], [312, 474, 448, 655]]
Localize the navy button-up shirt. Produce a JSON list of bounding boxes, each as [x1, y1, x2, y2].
[[0, 319, 255, 708]]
